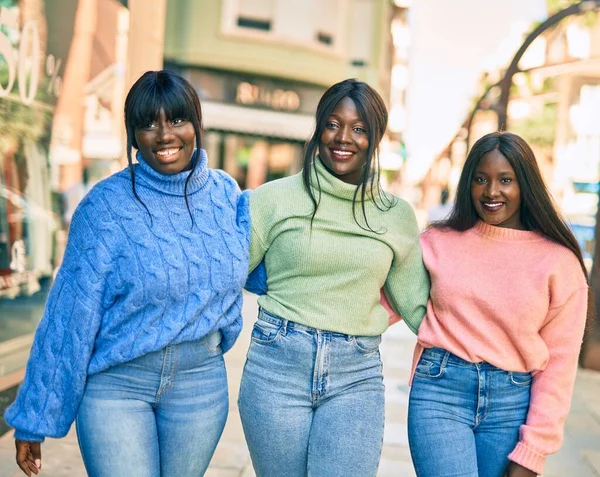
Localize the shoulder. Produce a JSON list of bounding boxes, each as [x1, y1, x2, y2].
[[209, 168, 241, 193], [206, 169, 242, 210], [72, 170, 130, 221], [254, 173, 303, 196], [250, 174, 304, 206], [539, 238, 588, 289], [379, 196, 419, 234], [420, 225, 460, 244], [386, 195, 416, 218]]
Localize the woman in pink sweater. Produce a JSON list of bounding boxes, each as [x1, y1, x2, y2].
[[406, 132, 590, 477]]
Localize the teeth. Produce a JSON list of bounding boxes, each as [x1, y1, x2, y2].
[[484, 203, 503, 207], [156, 148, 180, 157], [332, 150, 352, 156]]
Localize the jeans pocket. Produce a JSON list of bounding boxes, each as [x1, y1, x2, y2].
[[251, 318, 283, 345], [352, 335, 382, 354], [414, 354, 447, 379], [509, 371, 532, 386]]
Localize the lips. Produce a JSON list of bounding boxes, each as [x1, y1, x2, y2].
[[481, 201, 504, 212], [330, 148, 355, 160], [154, 147, 182, 162]]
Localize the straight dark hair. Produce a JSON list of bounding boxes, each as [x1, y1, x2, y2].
[[302, 78, 393, 232], [439, 131, 593, 319], [124, 70, 203, 222]]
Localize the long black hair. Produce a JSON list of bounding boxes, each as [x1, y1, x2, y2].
[[124, 70, 203, 222], [302, 78, 393, 232], [442, 131, 589, 285]]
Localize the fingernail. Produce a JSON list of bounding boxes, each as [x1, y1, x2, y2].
[[35, 459, 41, 468]]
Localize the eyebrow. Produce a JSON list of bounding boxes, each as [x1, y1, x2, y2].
[[474, 170, 516, 176], [329, 113, 365, 123]]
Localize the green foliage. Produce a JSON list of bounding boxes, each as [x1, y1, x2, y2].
[[510, 103, 558, 148], [547, 0, 581, 14], [546, 0, 598, 25]]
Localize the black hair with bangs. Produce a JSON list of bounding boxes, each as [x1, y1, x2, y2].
[[124, 70, 203, 221]]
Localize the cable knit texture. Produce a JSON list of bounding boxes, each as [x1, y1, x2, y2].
[[249, 157, 430, 335], [5, 149, 250, 442], [414, 222, 588, 475]]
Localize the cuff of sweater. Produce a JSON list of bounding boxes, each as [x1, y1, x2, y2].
[[508, 442, 546, 475], [13, 429, 45, 443]]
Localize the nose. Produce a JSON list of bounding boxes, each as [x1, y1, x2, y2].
[[335, 125, 352, 144], [485, 180, 500, 197], [156, 122, 173, 143]]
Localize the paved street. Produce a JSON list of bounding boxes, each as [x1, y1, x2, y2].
[[0, 292, 599, 476]]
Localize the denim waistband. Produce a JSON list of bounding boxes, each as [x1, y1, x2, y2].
[[422, 347, 515, 372], [258, 308, 377, 339]]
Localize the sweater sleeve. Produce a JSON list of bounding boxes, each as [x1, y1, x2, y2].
[[383, 205, 430, 334], [4, 202, 112, 442], [508, 285, 588, 475]]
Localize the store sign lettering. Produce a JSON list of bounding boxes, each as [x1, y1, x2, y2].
[[236, 81, 300, 112], [0, 8, 62, 105]]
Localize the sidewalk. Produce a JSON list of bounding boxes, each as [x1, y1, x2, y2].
[[1, 293, 599, 476]]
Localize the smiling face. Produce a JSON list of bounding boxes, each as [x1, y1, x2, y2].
[[134, 108, 196, 175], [318, 96, 369, 185], [471, 148, 523, 230]]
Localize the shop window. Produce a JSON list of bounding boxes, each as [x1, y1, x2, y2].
[[314, 0, 338, 47], [316, 31, 333, 46], [237, 17, 271, 31], [222, 0, 343, 55], [236, 0, 273, 33], [348, 0, 374, 66]]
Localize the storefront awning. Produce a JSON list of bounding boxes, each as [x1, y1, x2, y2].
[[201, 101, 315, 141]]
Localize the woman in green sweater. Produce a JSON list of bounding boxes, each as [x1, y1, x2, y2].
[[239, 79, 430, 477]]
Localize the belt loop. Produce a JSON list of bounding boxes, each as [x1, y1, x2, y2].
[[441, 350, 450, 369], [282, 319, 289, 336]]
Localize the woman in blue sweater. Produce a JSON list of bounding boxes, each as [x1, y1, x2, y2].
[[5, 70, 250, 476]]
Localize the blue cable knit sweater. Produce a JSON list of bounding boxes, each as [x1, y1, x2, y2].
[[5, 149, 250, 442]]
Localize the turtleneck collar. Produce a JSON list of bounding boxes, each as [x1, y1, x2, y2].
[[473, 220, 544, 242], [310, 156, 379, 202], [134, 149, 210, 196]]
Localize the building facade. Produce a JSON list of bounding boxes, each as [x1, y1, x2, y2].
[[0, 0, 166, 434], [164, 0, 394, 188]]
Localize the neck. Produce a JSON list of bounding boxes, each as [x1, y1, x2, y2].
[[310, 156, 379, 202], [473, 220, 543, 242], [134, 149, 210, 196]]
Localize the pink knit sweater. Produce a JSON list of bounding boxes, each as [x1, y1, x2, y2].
[[412, 221, 588, 475]]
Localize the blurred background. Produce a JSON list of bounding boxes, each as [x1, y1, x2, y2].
[[1, 0, 600, 434]]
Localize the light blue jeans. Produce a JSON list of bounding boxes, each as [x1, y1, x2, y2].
[[238, 309, 385, 477], [76, 332, 228, 477], [408, 347, 531, 477]]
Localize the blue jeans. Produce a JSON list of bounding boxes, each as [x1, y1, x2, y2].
[[76, 332, 228, 477], [408, 347, 531, 477], [238, 309, 385, 477]]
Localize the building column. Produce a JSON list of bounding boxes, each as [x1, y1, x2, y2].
[[125, 0, 166, 89]]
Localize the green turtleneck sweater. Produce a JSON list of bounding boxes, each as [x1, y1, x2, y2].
[[249, 158, 430, 335]]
